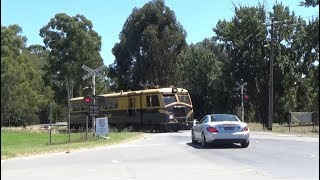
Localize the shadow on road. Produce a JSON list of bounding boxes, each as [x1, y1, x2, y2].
[[186, 142, 242, 149]]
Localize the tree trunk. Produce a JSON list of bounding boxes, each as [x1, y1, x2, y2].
[[65, 77, 74, 142]]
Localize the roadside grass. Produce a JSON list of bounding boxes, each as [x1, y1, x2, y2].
[[248, 123, 319, 137], [1, 128, 142, 160]]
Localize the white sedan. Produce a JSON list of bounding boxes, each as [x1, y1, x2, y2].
[[191, 114, 250, 148]]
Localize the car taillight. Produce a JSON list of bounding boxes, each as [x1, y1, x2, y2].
[[207, 127, 219, 132], [242, 126, 249, 131]]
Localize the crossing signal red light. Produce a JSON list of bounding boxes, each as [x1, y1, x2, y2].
[[84, 96, 92, 103], [243, 95, 249, 102]]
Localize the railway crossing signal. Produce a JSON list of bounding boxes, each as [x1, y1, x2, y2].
[[82, 65, 104, 80], [235, 79, 247, 122], [82, 64, 105, 135], [243, 94, 249, 103], [84, 96, 92, 103]]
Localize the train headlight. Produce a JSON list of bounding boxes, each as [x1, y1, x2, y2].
[[169, 114, 174, 120]]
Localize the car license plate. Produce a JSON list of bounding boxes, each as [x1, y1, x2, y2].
[[224, 127, 234, 130]]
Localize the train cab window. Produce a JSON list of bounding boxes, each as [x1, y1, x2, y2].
[[162, 95, 176, 105], [178, 95, 190, 105], [146, 95, 160, 107]]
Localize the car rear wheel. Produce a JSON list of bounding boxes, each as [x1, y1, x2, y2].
[[201, 133, 207, 148], [191, 130, 197, 144], [241, 141, 249, 148]]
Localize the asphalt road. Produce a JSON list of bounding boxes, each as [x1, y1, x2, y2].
[[1, 131, 319, 180]]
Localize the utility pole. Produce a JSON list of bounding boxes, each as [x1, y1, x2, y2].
[[268, 19, 275, 131], [264, 17, 302, 130], [241, 84, 244, 122]]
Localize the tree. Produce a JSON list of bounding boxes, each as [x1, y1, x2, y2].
[[266, 3, 319, 123], [1, 25, 54, 126], [212, 2, 319, 125], [109, 0, 187, 91], [39, 13, 104, 109], [213, 4, 269, 124], [299, 0, 319, 7], [179, 39, 224, 118], [284, 1, 319, 122]]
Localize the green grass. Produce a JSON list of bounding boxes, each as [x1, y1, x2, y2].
[[248, 123, 319, 137], [1, 128, 142, 159]]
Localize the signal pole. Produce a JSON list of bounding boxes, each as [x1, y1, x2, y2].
[[92, 74, 96, 135], [236, 79, 247, 122], [82, 65, 105, 135]]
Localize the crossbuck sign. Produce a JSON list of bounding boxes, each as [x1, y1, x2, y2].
[[82, 65, 104, 80]]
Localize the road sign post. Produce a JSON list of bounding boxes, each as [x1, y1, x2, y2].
[[235, 79, 247, 122], [82, 64, 105, 136]]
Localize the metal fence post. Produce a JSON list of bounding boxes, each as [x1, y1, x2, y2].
[[312, 111, 315, 131], [49, 102, 52, 144], [289, 111, 291, 132]]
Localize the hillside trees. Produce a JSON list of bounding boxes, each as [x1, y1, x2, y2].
[[109, 0, 187, 90], [1, 25, 54, 126]]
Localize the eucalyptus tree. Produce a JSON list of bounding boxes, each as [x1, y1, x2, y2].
[[179, 39, 224, 118], [1, 25, 53, 126], [265, 2, 319, 123], [213, 5, 268, 124], [276, 1, 319, 122], [299, 0, 319, 7], [40, 13, 104, 105], [109, 0, 187, 90], [213, 2, 319, 124]]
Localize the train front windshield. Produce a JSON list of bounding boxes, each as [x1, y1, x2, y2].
[[163, 95, 177, 105], [178, 95, 191, 105]]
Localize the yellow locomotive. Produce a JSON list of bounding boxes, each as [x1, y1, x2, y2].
[[70, 87, 194, 132]]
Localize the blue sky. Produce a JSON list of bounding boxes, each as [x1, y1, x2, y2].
[[2, 0, 318, 66]]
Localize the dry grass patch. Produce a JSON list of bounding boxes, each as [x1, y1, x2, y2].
[[248, 123, 319, 137]]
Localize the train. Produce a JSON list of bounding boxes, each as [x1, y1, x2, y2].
[[69, 87, 194, 132]]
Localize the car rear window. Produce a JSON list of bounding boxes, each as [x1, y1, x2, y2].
[[210, 114, 240, 122]]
